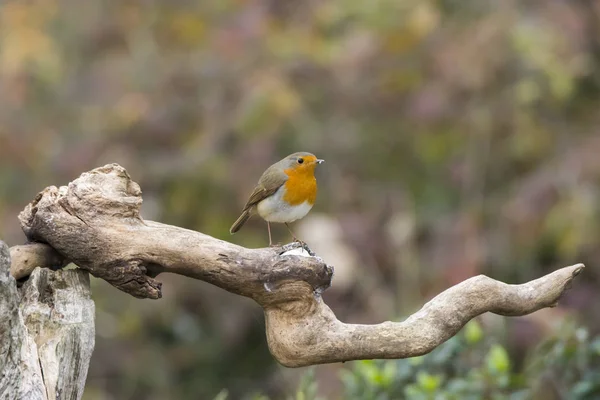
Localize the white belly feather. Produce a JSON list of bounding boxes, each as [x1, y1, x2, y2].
[[256, 186, 313, 223]]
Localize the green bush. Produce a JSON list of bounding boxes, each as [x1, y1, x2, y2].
[[234, 321, 600, 400]]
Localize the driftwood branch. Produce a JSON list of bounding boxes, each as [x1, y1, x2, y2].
[[11, 164, 584, 367], [0, 241, 94, 399], [10, 243, 66, 281]]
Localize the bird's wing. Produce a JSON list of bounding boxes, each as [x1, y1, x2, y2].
[[241, 164, 288, 211]]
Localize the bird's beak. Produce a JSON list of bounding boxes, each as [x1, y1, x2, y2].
[[316, 159, 325, 164]]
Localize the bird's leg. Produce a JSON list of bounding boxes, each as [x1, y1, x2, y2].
[[285, 223, 306, 247], [266, 222, 283, 247], [267, 221, 273, 247]]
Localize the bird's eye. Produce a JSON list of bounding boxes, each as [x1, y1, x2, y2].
[[297, 158, 304, 164]]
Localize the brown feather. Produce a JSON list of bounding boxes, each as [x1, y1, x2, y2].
[[230, 162, 288, 233], [230, 209, 251, 233]]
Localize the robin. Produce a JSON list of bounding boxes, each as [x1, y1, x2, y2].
[[230, 152, 324, 246]]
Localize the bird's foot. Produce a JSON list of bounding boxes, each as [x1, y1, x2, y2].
[[281, 240, 316, 257], [293, 238, 308, 248], [292, 238, 316, 255]]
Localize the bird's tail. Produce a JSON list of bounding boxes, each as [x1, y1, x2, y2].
[[230, 210, 251, 234]]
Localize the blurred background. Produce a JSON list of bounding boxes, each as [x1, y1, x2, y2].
[[1, 0, 600, 399]]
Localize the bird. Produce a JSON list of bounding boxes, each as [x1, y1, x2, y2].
[[230, 152, 324, 246]]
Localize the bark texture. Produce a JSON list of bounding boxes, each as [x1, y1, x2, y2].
[[11, 164, 583, 367], [0, 241, 95, 400], [10, 243, 66, 281]]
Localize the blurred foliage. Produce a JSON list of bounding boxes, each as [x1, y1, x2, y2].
[[247, 321, 600, 400], [1, 0, 600, 398]]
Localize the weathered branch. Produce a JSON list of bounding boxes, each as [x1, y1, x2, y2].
[[10, 243, 66, 280], [0, 241, 95, 399], [12, 164, 584, 367]]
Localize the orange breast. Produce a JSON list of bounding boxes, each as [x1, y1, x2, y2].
[[283, 166, 317, 206]]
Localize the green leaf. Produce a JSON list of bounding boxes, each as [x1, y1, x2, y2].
[[464, 321, 483, 344], [416, 371, 442, 393], [356, 359, 381, 385], [570, 380, 595, 399], [410, 356, 425, 366], [486, 344, 510, 375], [404, 384, 427, 400], [212, 389, 228, 400], [370, 361, 396, 388]]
